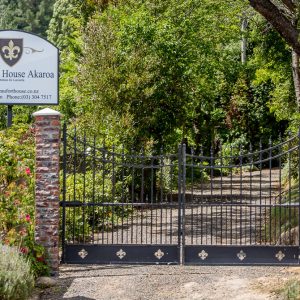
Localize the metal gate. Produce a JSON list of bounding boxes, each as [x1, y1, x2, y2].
[[61, 126, 300, 265]]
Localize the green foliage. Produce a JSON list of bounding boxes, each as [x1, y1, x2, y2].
[[47, 0, 93, 122], [0, 125, 49, 277], [279, 279, 300, 300], [226, 73, 282, 148], [249, 15, 295, 126], [45, 0, 291, 153], [0, 0, 55, 37], [0, 244, 34, 300], [74, 0, 247, 151]]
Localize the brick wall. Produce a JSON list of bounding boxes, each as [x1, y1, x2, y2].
[[33, 108, 61, 274]]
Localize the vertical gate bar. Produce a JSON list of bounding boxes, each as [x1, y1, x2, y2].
[[269, 138, 272, 244], [165, 160, 168, 245], [298, 128, 300, 261], [135, 151, 139, 245], [126, 149, 130, 244], [220, 144, 223, 245], [279, 134, 282, 244], [182, 144, 186, 263], [102, 143, 106, 244], [61, 123, 67, 263], [141, 149, 144, 244], [191, 147, 194, 244], [151, 156, 154, 245], [200, 146, 204, 245], [92, 135, 96, 244], [210, 147, 214, 245], [249, 143, 253, 245], [288, 133, 292, 243], [73, 128, 77, 243], [284, 138, 288, 244], [112, 145, 115, 244], [274, 141, 277, 244], [160, 148, 163, 245], [121, 145, 125, 244], [155, 156, 158, 245], [131, 148, 134, 244], [82, 132, 87, 243], [230, 146, 233, 245], [145, 194, 148, 245], [170, 161, 173, 244], [239, 145, 242, 245], [235, 147, 238, 242], [196, 153, 199, 245], [293, 136, 297, 242], [177, 144, 182, 263], [259, 140, 262, 244], [215, 155, 218, 244]]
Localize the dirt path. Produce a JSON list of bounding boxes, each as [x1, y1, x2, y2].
[[41, 265, 297, 300], [50, 169, 296, 299], [92, 169, 282, 246]]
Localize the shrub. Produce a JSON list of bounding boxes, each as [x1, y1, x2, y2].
[[0, 125, 49, 277], [278, 279, 300, 300], [0, 244, 34, 300]]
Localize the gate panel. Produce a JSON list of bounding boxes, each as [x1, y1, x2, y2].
[[183, 135, 300, 265], [61, 125, 300, 265], [61, 126, 181, 264], [184, 246, 299, 265]]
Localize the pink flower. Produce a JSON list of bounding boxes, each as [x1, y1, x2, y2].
[[25, 214, 31, 222], [25, 167, 31, 175], [20, 247, 29, 254]]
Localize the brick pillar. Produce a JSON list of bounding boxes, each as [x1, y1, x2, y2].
[[33, 108, 62, 275]]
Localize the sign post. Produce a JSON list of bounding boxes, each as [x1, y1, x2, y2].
[[7, 105, 12, 127], [0, 30, 59, 127]]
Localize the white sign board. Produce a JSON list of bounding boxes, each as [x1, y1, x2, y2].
[[0, 30, 59, 105]]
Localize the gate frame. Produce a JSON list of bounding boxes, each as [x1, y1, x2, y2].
[[59, 124, 300, 267]]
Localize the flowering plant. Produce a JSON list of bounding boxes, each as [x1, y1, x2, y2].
[[0, 125, 49, 277]]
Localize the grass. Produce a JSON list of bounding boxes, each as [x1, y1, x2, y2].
[[278, 279, 300, 300]]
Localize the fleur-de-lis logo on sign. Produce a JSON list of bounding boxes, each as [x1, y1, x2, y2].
[[0, 38, 23, 67], [2, 40, 20, 61]]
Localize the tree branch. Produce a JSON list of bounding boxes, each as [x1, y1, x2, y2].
[[249, 0, 300, 55], [281, 0, 296, 12]]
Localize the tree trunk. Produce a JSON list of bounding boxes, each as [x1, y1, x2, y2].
[[248, 0, 300, 56], [241, 18, 248, 64], [292, 50, 300, 111]]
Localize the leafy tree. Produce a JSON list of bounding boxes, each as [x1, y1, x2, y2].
[[74, 0, 249, 151], [246, 14, 295, 132], [248, 0, 300, 54], [248, 0, 300, 111], [45, 0, 287, 153], [0, 0, 55, 37]]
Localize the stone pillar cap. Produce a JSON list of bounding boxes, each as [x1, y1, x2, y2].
[[33, 108, 62, 117]]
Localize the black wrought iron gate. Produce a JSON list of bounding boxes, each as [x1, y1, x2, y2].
[[61, 126, 300, 265]]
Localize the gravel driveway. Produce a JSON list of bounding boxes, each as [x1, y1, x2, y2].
[[47, 169, 297, 299], [40, 264, 297, 300]]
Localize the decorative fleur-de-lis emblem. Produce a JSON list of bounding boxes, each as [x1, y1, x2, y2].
[[116, 249, 126, 259], [275, 251, 285, 262], [154, 249, 164, 259], [2, 40, 20, 61], [78, 248, 88, 259], [198, 250, 208, 260], [237, 250, 246, 261]]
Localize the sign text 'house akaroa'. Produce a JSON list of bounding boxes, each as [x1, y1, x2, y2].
[[0, 30, 59, 105]]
